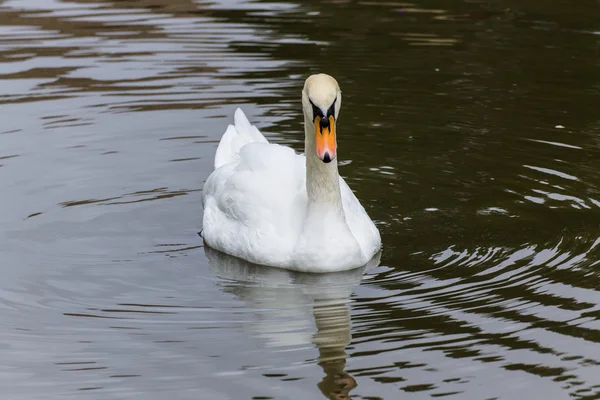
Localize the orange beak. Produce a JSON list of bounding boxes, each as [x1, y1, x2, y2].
[[315, 115, 336, 163]]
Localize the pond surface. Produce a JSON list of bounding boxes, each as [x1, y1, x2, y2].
[[1, 0, 600, 398]]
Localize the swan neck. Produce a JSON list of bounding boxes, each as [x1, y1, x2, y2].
[[304, 119, 342, 208]]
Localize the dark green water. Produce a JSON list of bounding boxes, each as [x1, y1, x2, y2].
[[1, 0, 599, 398]]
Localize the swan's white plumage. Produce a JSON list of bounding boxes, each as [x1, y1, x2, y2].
[[202, 75, 381, 273], [214, 108, 268, 169]]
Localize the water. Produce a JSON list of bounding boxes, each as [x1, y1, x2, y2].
[[1, 0, 600, 398]]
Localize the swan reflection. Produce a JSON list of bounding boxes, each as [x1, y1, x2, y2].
[[205, 246, 380, 399]]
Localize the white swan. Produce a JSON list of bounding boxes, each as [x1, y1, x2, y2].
[[202, 74, 381, 273]]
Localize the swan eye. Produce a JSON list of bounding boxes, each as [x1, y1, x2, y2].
[[309, 99, 323, 121], [309, 98, 337, 121], [326, 98, 336, 118]]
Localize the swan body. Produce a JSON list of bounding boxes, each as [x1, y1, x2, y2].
[[202, 74, 381, 273]]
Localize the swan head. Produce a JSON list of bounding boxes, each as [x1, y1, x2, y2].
[[302, 74, 342, 164]]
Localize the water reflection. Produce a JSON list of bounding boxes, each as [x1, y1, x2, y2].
[[206, 246, 380, 399]]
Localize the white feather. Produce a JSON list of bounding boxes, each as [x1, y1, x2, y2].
[[214, 108, 268, 169]]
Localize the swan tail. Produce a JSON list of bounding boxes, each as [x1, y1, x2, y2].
[[214, 108, 268, 169]]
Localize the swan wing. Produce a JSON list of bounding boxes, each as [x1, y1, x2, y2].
[[214, 108, 268, 169], [340, 177, 381, 259], [203, 141, 307, 266]]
